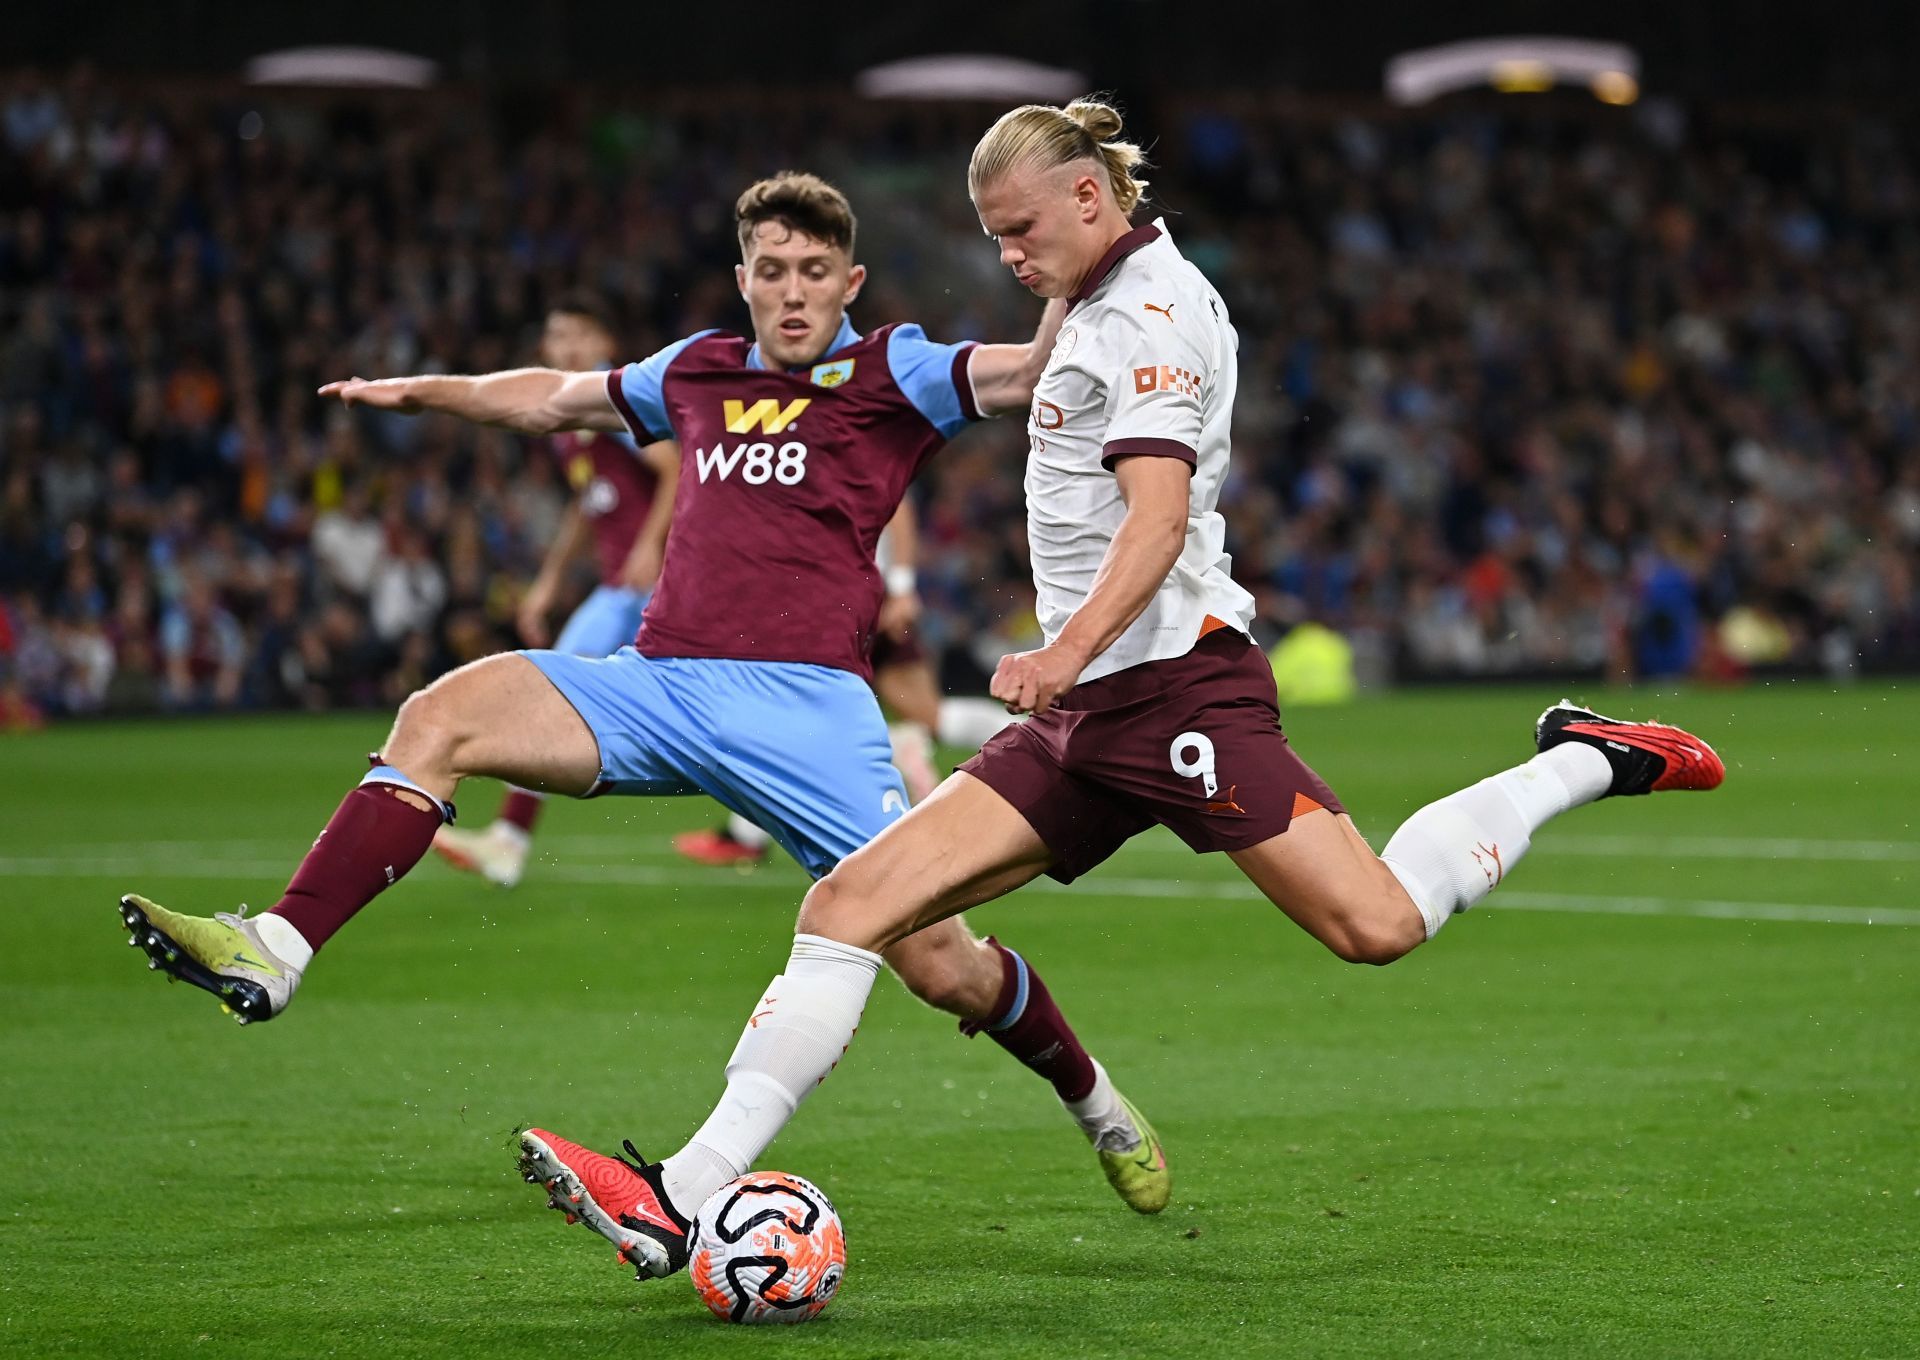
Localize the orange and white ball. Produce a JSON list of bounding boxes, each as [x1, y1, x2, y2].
[[687, 1172, 846, 1325]]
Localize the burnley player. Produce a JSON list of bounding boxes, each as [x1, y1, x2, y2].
[[516, 98, 1726, 1283], [675, 499, 1017, 865], [117, 172, 1168, 1222], [434, 295, 675, 887]]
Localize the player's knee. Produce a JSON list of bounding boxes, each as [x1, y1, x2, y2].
[[882, 932, 994, 1016], [891, 955, 972, 1014], [389, 682, 463, 770], [796, 871, 879, 948], [1322, 901, 1424, 966]]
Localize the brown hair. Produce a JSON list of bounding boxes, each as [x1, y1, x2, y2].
[[735, 172, 858, 257], [968, 95, 1149, 215]]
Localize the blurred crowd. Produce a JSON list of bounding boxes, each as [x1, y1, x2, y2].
[[3, 67, 1916, 723]]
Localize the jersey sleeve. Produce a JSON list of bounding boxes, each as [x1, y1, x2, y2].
[[605, 331, 716, 443], [1097, 307, 1209, 471], [886, 324, 981, 440]]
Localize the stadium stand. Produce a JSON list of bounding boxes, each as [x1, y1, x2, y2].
[[3, 70, 1916, 722]]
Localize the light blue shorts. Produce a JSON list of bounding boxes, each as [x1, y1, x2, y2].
[[524, 646, 908, 878], [553, 585, 649, 658]]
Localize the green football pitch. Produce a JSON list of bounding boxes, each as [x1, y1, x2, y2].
[[2, 682, 1913, 1357]]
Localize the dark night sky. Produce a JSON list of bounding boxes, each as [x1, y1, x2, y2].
[[11, 0, 1920, 100]]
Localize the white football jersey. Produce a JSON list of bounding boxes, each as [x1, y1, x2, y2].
[[1025, 219, 1255, 684]]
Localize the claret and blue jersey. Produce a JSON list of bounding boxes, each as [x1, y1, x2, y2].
[[605, 316, 980, 679], [521, 314, 986, 878]]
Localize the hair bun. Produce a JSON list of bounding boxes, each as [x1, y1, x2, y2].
[[1064, 98, 1125, 144]]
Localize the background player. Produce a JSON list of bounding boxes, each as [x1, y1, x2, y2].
[[434, 294, 675, 888], [116, 171, 1167, 1224], [869, 498, 1024, 797], [514, 98, 1726, 1282]]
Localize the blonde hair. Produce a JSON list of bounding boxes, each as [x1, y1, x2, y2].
[[968, 95, 1149, 215]]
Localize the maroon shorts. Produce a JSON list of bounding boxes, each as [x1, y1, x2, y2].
[[870, 624, 926, 673], [958, 630, 1344, 883]]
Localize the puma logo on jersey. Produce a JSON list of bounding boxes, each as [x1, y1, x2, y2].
[[1470, 841, 1504, 888], [1143, 302, 1176, 322], [1205, 784, 1246, 815], [722, 397, 810, 434]]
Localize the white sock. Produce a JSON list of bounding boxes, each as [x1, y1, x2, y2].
[[725, 812, 773, 850], [1063, 1059, 1134, 1151], [936, 697, 1019, 750], [252, 911, 315, 973], [1381, 744, 1611, 938], [661, 933, 882, 1214], [489, 821, 531, 850]]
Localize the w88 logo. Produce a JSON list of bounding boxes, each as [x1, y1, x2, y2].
[[695, 441, 809, 486]]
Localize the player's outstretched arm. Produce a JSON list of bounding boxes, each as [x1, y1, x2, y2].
[[317, 368, 624, 436], [992, 456, 1191, 715], [967, 298, 1068, 415]]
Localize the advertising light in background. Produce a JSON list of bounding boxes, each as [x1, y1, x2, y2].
[[1387, 37, 1640, 105]]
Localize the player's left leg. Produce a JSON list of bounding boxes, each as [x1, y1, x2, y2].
[[435, 586, 647, 888], [522, 679, 1165, 1275], [701, 665, 1162, 1195], [525, 771, 1061, 1279]]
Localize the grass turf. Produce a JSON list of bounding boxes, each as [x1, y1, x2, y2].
[[0, 681, 1913, 1357]]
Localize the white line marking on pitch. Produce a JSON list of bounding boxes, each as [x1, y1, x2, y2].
[[4, 854, 1914, 927], [34, 830, 1920, 865]]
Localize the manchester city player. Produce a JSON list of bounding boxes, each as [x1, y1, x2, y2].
[[520, 98, 1725, 1285]]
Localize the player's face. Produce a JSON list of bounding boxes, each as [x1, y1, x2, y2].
[[736, 223, 867, 370], [542, 312, 615, 371], [974, 162, 1104, 299]]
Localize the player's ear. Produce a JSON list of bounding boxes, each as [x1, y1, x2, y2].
[[734, 262, 749, 298], [843, 262, 867, 306], [1075, 172, 1102, 222]]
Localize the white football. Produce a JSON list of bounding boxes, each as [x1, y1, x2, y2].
[[687, 1172, 846, 1324]]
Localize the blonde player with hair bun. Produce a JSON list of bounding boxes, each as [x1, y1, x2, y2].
[[968, 95, 1149, 215], [531, 96, 1726, 1283]]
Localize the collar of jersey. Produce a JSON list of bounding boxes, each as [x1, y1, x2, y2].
[[1067, 219, 1166, 305], [745, 314, 861, 372]]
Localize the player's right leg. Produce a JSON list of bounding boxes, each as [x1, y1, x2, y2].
[[1232, 700, 1725, 962], [120, 653, 602, 1021], [436, 586, 647, 888]]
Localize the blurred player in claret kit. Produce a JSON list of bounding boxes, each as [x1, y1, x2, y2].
[[116, 171, 1171, 1224], [867, 498, 1024, 795], [433, 295, 675, 888], [519, 95, 1726, 1284]]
